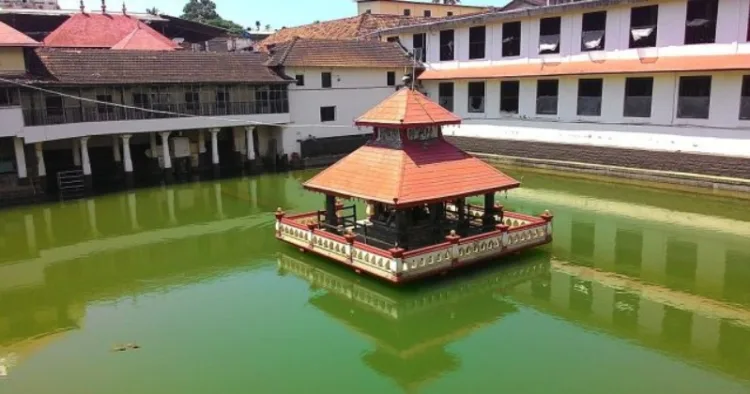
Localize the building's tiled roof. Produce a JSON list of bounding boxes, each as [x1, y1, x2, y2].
[[266, 38, 416, 68], [34, 48, 291, 84], [111, 27, 177, 51], [258, 13, 432, 49], [304, 138, 520, 207], [356, 88, 460, 126], [419, 54, 750, 80], [0, 20, 39, 47], [43, 12, 180, 49]]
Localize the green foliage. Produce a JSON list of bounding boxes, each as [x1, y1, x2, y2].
[[180, 0, 245, 35]]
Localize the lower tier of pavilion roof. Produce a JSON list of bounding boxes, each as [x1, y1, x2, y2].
[[303, 138, 520, 207]]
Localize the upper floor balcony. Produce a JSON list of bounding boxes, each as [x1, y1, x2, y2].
[[15, 84, 290, 127]]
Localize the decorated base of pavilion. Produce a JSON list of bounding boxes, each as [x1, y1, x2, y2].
[[275, 88, 553, 284]]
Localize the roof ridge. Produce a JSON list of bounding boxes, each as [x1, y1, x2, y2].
[[275, 36, 298, 66]]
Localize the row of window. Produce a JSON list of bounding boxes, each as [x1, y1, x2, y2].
[[416, 0, 723, 62], [437, 75, 750, 120], [364, 9, 454, 17], [294, 71, 398, 88]]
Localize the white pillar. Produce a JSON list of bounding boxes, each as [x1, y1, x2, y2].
[[642, 228, 667, 282], [593, 218, 617, 271], [127, 192, 139, 230], [80, 137, 91, 176], [246, 126, 256, 160], [695, 240, 726, 294], [112, 135, 122, 163], [160, 132, 172, 169], [24, 213, 36, 253], [13, 137, 27, 180], [72, 139, 81, 166], [214, 183, 224, 218], [210, 128, 220, 165], [121, 134, 133, 173], [167, 188, 177, 224], [35, 142, 46, 177], [198, 131, 206, 153], [149, 132, 157, 158], [87, 199, 98, 236]]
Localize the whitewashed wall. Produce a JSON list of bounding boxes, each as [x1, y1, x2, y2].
[[285, 67, 406, 154], [424, 70, 750, 157], [397, 0, 750, 69]]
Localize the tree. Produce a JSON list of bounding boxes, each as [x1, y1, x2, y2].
[[180, 0, 245, 35], [181, 0, 219, 22], [265, 24, 271, 31], [146, 7, 159, 15], [255, 21, 261, 31]]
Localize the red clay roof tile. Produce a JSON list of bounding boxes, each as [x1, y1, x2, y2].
[[266, 38, 415, 68], [43, 13, 179, 50], [356, 88, 461, 127], [0, 21, 39, 47], [111, 27, 177, 51], [304, 138, 519, 206]]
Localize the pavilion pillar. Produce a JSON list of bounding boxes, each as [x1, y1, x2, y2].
[[112, 135, 122, 170], [210, 128, 220, 179], [13, 137, 28, 185], [160, 131, 173, 184], [80, 136, 92, 191], [121, 134, 134, 189], [483, 192, 496, 231], [456, 198, 467, 236], [35, 142, 47, 192], [325, 195, 337, 230]]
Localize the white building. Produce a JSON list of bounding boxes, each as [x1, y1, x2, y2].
[[378, 0, 750, 182], [266, 38, 417, 162]]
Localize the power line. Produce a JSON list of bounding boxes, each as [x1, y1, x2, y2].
[[0, 76, 356, 129]]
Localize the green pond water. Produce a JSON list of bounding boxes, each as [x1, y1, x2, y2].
[[1, 169, 749, 394]]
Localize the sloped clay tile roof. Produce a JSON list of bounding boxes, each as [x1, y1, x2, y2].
[[304, 138, 520, 206], [356, 88, 461, 127], [34, 48, 291, 84], [0, 21, 40, 47], [43, 12, 180, 49], [419, 54, 750, 80], [112, 27, 177, 51], [266, 38, 416, 68], [259, 13, 432, 49]]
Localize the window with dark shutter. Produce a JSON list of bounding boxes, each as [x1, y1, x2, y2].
[[320, 106, 336, 122], [295, 74, 305, 86], [403, 9, 411, 16], [677, 76, 712, 119], [623, 77, 653, 118], [413, 33, 427, 62], [0, 88, 18, 107], [387, 71, 396, 86], [469, 26, 486, 59], [45, 95, 63, 117], [467, 81, 485, 113], [536, 80, 559, 115], [581, 11, 606, 51], [539, 17, 561, 54], [502, 21, 521, 57], [685, 0, 718, 45], [500, 81, 519, 114], [440, 29, 454, 61], [424, 10, 431, 17], [322, 72, 332, 88], [629, 5, 658, 48], [438, 82, 454, 111], [740, 76, 750, 120], [577, 79, 603, 116]]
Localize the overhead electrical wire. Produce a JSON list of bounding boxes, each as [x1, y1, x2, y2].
[[0, 76, 356, 129]]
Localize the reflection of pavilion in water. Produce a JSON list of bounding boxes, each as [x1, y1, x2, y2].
[[0, 177, 295, 370], [278, 252, 550, 392]]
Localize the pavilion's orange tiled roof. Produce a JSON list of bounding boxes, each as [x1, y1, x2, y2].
[[356, 88, 461, 127], [43, 12, 180, 50], [304, 138, 520, 207], [419, 54, 750, 80], [0, 21, 40, 47], [266, 38, 415, 68]]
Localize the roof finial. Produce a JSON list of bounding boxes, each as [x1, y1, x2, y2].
[[79, 0, 85, 13], [101, 0, 106, 14], [122, 1, 127, 15]]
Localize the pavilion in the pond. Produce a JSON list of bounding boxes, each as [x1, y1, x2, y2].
[[275, 88, 553, 284]]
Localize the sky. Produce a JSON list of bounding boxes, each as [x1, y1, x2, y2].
[[59, 0, 497, 30]]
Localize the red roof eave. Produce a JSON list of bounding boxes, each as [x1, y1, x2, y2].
[[354, 119, 462, 128]]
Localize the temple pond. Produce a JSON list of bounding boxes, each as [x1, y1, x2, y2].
[[0, 169, 749, 394]]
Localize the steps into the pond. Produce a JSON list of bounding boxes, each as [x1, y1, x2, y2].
[[57, 170, 85, 201]]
